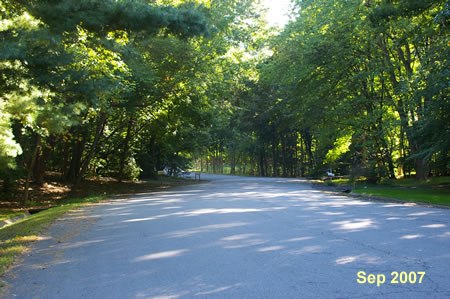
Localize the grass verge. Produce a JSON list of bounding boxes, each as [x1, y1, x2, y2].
[[0, 194, 106, 278], [319, 176, 450, 206], [328, 176, 450, 187], [0, 211, 25, 222], [0, 175, 199, 281], [353, 187, 450, 206]]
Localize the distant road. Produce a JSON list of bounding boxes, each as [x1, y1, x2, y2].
[[4, 174, 450, 298]]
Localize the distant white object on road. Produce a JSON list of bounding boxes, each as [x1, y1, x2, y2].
[[163, 166, 191, 177]]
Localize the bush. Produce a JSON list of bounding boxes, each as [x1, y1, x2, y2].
[[122, 157, 142, 181]]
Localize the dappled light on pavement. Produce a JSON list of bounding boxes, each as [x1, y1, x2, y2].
[[134, 249, 190, 262], [4, 174, 450, 298]]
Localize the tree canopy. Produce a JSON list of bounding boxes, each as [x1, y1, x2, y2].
[[0, 0, 448, 203]]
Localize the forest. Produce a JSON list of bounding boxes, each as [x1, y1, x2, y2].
[[0, 0, 448, 204]]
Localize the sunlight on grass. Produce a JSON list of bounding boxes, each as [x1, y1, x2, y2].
[[327, 176, 450, 188], [0, 194, 106, 278], [378, 176, 450, 187], [0, 211, 25, 222], [318, 176, 450, 206], [354, 188, 450, 206], [0, 176, 197, 280], [0, 236, 40, 274]]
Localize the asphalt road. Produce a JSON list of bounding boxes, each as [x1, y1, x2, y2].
[[3, 174, 450, 298]]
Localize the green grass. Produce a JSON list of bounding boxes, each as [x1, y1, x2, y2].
[[327, 176, 450, 188], [321, 176, 450, 206], [0, 210, 25, 222], [0, 175, 198, 282], [0, 194, 106, 278], [377, 176, 450, 187], [354, 187, 450, 206], [324, 177, 366, 186]]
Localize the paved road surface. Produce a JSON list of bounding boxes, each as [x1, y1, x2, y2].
[[3, 174, 450, 298]]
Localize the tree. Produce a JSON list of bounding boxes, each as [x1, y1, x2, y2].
[[0, 0, 208, 202]]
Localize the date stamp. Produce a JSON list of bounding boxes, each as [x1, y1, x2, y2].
[[357, 271, 425, 287]]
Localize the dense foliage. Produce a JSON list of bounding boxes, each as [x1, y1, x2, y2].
[[1, 0, 448, 204], [196, 0, 449, 181]]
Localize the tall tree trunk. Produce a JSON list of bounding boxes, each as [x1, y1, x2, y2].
[[264, 154, 269, 177], [231, 150, 236, 175], [272, 129, 278, 177], [220, 150, 224, 174], [118, 116, 135, 182], [66, 138, 85, 183], [397, 101, 428, 180], [75, 112, 107, 186], [415, 158, 429, 181], [299, 133, 305, 176], [61, 139, 71, 180], [294, 132, 299, 177], [65, 128, 88, 183], [379, 35, 428, 180], [34, 136, 54, 186], [212, 147, 217, 173], [259, 148, 265, 177], [387, 153, 396, 179], [303, 130, 314, 171], [23, 134, 41, 205], [280, 133, 287, 177], [250, 156, 255, 176]]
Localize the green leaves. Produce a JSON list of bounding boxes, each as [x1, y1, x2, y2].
[[0, 0, 211, 186], [0, 102, 22, 170], [252, 0, 449, 178], [1, 0, 447, 189], [26, 0, 208, 37]]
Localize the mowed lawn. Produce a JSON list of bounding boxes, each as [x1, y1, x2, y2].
[[329, 176, 450, 206], [354, 187, 450, 206]]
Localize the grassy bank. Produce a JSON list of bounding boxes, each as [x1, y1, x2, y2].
[[0, 175, 195, 220], [322, 176, 450, 207], [0, 211, 24, 222], [0, 175, 198, 279], [0, 194, 106, 279], [353, 187, 450, 206]]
